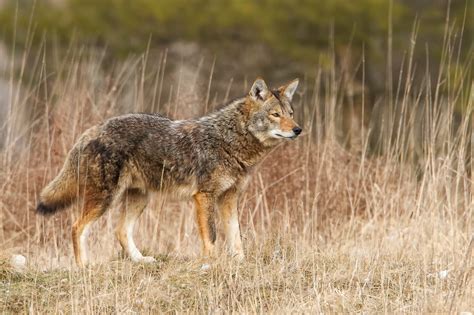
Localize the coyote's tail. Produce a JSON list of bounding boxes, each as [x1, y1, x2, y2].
[[36, 154, 78, 216]]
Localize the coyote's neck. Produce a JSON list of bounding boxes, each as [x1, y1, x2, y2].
[[201, 98, 269, 169]]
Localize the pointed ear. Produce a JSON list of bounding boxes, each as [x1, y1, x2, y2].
[[249, 78, 269, 101], [280, 78, 299, 101]]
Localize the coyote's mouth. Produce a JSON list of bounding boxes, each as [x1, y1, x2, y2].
[[274, 133, 297, 140]]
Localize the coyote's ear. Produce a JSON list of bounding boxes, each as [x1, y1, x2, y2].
[[280, 79, 299, 101], [249, 78, 269, 101]]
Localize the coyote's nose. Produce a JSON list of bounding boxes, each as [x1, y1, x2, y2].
[[293, 127, 302, 135]]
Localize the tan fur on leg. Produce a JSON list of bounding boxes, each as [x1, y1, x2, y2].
[[72, 201, 105, 267], [116, 189, 155, 263], [193, 192, 217, 257], [219, 188, 244, 260]]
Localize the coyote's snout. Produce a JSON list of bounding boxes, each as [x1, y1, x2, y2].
[[37, 77, 301, 266]]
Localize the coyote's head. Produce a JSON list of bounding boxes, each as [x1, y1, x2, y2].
[[246, 78, 302, 146]]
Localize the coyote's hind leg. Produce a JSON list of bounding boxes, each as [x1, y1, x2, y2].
[[116, 189, 154, 263], [72, 198, 109, 267]]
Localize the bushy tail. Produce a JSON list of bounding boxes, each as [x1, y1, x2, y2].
[[36, 156, 78, 216]]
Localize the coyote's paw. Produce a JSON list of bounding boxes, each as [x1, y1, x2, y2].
[[141, 256, 157, 263], [232, 251, 245, 262], [133, 256, 156, 263]]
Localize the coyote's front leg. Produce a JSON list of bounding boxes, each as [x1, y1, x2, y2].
[[193, 192, 217, 257], [219, 188, 244, 260]]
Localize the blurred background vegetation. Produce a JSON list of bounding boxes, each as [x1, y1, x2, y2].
[[0, 0, 471, 155], [0, 0, 471, 93]]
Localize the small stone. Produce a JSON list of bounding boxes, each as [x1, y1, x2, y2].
[[201, 263, 211, 271], [438, 270, 449, 279], [10, 254, 26, 271]]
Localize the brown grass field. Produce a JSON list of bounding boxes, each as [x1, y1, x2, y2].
[[0, 26, 473, 313]]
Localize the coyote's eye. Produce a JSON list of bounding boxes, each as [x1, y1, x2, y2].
[[271, 113, 280, 118]]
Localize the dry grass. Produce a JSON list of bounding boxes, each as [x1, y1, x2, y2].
[[0, 24, 473, 313]]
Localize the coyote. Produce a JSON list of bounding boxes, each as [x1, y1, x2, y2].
[[37, 78, 301, 266]]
